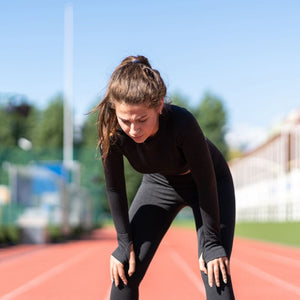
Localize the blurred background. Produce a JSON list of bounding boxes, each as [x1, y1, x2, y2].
[[0, 0, 299, 246]]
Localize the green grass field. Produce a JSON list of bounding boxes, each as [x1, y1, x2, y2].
[[234, 221, 300, 247], [104, 217, 300, 247], [172, 219, 300, 248]]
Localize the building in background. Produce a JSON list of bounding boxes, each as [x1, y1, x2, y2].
[[229, 109, 300, 222], [1, 162, 92, 244]]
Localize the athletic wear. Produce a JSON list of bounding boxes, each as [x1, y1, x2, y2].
[[102, 104, 236, 299]]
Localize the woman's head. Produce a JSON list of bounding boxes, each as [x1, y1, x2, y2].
[[95, 55, 167, 161], [106, 55, 166, 108]]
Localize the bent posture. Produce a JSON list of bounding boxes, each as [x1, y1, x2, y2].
[[94, 55, 235, 299]]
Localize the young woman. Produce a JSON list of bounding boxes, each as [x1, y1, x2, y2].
[[94, 55, 235, 299]]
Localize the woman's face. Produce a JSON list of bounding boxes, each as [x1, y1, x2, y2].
[[114, 101, 163, 143]]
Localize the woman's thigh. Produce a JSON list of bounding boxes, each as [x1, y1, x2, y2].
[[128, 178, 185, 283]]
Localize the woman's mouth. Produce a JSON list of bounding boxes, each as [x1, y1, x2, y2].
[[131, 134, 144, 142]]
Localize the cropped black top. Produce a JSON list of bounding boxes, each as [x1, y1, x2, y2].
[[102, 104, 226, 263]]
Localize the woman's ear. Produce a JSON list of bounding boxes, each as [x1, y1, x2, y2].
[[158, 98, 164, 114]]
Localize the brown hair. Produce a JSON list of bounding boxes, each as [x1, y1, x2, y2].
[[93, 55, 167, 163]]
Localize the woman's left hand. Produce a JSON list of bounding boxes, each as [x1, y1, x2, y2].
[[199, 253, 230, 288]]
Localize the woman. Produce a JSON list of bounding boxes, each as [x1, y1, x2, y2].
[[95, 55, 235, 299]]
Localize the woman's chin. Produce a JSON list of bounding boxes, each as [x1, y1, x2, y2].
[[131, 135, 146, 143]]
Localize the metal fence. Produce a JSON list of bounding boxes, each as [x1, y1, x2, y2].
[[230, 122, 300, 222]]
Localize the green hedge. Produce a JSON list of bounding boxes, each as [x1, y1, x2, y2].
[[0, 225, 21, 245]]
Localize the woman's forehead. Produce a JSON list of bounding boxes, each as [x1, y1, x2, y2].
[[115, 102, 153, 118]]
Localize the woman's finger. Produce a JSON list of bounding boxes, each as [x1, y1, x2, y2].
[[224, 258, 231, 276], [128, 244, 136, 277], [213, 262, 220, 287], [112, 264, 119, 287], [207, 262, 214, 288], [128, 256, 136, 277], [117, 264, 128, 286], [219, 259, 227, 285], [199, 253, 207, 274]]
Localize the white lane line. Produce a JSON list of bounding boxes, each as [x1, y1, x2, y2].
[[0, 246, 47, 268], [234, 258, 300, 296], [242, 249, 300, 268], [170, 250, 205, 295], [0, 248, 96, 300]]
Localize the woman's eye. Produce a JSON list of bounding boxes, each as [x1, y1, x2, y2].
[[121, 120, 130, 126]]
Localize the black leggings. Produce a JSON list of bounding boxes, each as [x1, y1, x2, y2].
[[110, 171, 236, 300]]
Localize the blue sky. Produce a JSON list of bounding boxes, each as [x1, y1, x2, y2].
[[1, 1, 299, 148]]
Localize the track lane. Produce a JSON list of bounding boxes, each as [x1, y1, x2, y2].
[[0, 230, 113, 300], [232, 237, 300, 300], [0, 227, 299, 300]]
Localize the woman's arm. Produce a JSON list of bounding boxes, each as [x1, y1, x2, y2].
[[179, 111, 226, 261], [102, 144, 133, 264], [180, 112, 230, 287]]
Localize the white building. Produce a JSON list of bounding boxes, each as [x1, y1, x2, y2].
[[229, 110, 300, 222]]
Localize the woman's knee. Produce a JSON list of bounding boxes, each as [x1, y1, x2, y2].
[[201, 271, 235, 299]]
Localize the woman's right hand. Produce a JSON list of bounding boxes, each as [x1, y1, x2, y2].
[[110, 244, 136, 287]]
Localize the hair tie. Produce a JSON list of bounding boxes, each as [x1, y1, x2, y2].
[[132, 59, 142, 64]]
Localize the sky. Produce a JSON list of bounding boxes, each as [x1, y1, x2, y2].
[[1, 0, 299, 150]]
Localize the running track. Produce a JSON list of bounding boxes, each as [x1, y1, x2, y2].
[[0, 227, 299, 300]]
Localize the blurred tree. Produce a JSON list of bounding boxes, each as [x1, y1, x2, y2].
[[169, 92, 191, 108], [0, 94, 37, 184], [32, 94, 64, 160], [77, 109, 106, 219], [227, 148, 243, 161], [0, 109, 14, 146], [80, 109, 98, 149], [193, 92, 229, 159], [0, 95, 33, 147]]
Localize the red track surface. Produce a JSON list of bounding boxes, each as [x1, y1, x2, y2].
[[0, 227, 299, 299]]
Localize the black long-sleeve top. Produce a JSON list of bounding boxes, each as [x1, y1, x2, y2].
[[102, 104, 226, 263]]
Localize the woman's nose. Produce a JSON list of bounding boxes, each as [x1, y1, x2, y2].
[[129, 123, 140, 136]]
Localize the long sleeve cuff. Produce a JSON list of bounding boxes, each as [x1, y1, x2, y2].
[[203, 243, 227, 263], [111, 232, 133, 264]]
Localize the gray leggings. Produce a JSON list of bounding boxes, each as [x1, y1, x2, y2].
[[110, 172, 235, 300]]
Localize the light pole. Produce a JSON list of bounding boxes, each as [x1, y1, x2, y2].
[[63, 3, 74, 167]]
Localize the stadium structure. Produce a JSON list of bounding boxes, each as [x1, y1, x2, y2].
[[229, 109, 300, 222]]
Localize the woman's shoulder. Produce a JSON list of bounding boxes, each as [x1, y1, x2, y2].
[[164, 103, 197, 129], [164, 103, 194, 121]]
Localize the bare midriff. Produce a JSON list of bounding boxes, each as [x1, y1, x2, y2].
[[179, 169, 191, 175]]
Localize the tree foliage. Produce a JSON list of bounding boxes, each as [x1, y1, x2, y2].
[[193, 92, 229, 159], [32, 94, 64, 149], [80, 110, 98, 148], [0, 96, 34, 147], [77, 109, 106, 212], [0, 109, 14, 146], [169, 92, 190, 108]]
